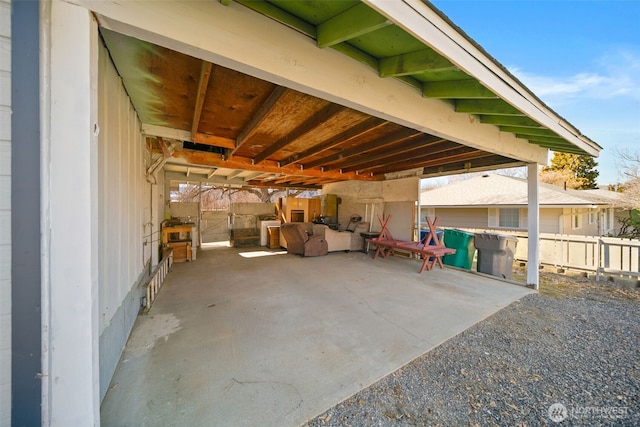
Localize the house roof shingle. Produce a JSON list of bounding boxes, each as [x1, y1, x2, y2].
[[420, 174, 624, 208]]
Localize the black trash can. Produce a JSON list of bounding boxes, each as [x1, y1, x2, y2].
[[474, 233, 518, 279]]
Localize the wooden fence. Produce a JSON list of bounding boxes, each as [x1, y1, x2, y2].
[[456, 228, 640, 281]]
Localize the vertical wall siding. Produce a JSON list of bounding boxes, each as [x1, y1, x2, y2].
[[0, 1, 10, 424], [434, 208, 489, 229], [97, 42, 150, 336], [98, 39, 153, 400]]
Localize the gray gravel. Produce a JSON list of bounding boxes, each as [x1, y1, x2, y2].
[[305, 273, 639, 426]]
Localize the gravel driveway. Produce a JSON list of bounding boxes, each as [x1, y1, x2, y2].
[[305, 271, 639, 426]]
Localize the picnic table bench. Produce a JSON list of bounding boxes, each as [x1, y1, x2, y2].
[[367, 215, 456, 273]]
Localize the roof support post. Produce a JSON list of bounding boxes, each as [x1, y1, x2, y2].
[[527, 163, 540, 290], [40, 2, 101, 423], [11, 2, 42, 425]]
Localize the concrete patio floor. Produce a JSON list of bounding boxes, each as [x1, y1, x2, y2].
[[100, 244, 532, 426]]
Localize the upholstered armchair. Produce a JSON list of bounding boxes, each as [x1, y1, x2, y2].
[[279, 223, 328, 257]]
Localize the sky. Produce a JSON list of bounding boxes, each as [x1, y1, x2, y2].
[[430, 0, 640, 186]]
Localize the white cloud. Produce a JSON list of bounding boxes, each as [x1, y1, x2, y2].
[[509, 49, 640, 106]]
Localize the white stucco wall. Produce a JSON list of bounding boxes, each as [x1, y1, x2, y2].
[[0, 1, 11, 425], [323, 177, 419, 233]]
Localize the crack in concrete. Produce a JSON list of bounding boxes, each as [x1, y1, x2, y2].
[[224, 377, 304, 417], [341, 283, 427, 343]]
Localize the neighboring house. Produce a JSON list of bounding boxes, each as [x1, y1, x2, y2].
[[420, 174, 627, 236]]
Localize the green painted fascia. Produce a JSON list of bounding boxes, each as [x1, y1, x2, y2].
[[499, 126, 559, 137], [516, 134, 566, 144], [267, 0, 358, 26], [234, 0, 317, 37], [422, 80, 496, 99], [379, 47, 456, 77], [455, 99, 522, 116], [345, 24, 425, 58], [478, 115, 542, 128]]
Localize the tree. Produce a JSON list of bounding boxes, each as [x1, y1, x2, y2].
[[171, 183, 311, 211], [618, 210, 640, 238], [541, 152, 599, 189], [613, 147, 640, 209], [539, 168, 584, 189]]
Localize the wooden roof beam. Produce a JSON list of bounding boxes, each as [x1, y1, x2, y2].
[[317, 3, 391, 48], [455, 99, 523, 115], [234, 0, 316, 38], [172, 148, 378, 181], [227, 86, 288, 158], [422, 155, 519, 176], [338, 138, 455, 172], [478, 115, 543, 128], [379, 47, 457, 77], [422, 80, 497, 99], [516, 134, 565, 145], [304, 127, 420, 169], [243, 171, 264, 181], [499, 126, 559, 137], [191, 61, 213, 137], [280, 116, 387, 166], [226, 169, 243, 180], [253, 103, 346, 164], [359, 146, 484, 174]]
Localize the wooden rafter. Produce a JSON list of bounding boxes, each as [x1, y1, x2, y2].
[[354, 147, 467, 174], [456, 100, 523, 116], [423, 156, 520, 176], [172, 148, 378, 182], [280, 116, 387, 166], [227, 86, 288, 158], [242, 171, 264, 181], [337, 137, 452, 173], [226, 170, 243, 180], [191, 61, 213, 137], [233, 0, 316, 38], [193, 133, 235, 149], [359, 146, 486, 174], [253, 103, 346, 164], [303, 127, 420, 169], [499, 126, 559, 137], [317, 3, 391, 48], [379, 47, 457, 77], [478, 115, 542, 128], [422, 80, 497, 99], [516, 134, 565, 144]]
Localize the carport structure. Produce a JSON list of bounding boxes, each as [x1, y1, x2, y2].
[[8, 1, 601, 425]]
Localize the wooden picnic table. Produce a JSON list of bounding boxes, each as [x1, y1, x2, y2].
[[367, 215, 455, 273]]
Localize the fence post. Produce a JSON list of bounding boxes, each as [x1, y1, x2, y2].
[[596, 238, 602, 281]]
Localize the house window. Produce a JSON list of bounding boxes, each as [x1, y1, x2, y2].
[[603, 208, 613, 234], [588, 209, 596, 224], [572, 209, 582, 230], [499, 208, 520, 228]]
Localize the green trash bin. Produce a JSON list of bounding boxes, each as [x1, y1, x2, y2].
[[442, 229, 476, 270]]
